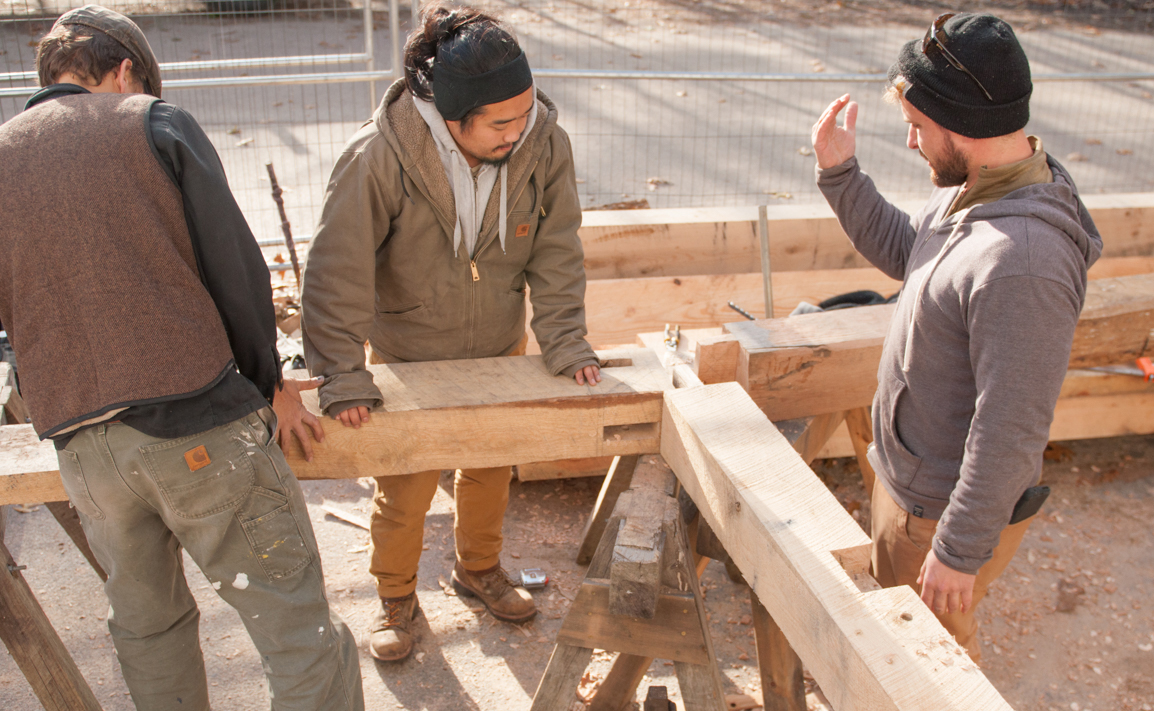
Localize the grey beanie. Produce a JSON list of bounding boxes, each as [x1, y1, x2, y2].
[[53, 5, 162, 98], [888, 13, 1031, 139]]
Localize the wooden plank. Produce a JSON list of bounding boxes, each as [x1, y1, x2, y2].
[[730, 273, 1154, 421], [0, 537, 104, 710], [731, 304, 892, 421], [556, 581, 711, 665], [0, 349, 670, 505], [818, 388, 1154, 460], [577, 196, 1154, 279], [573, 269, 901, 348], [661, 383, 1012, 711], [0, 363, 30, 426]]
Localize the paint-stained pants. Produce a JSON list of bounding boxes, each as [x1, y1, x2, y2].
[[870, 480, 1033, 664], [367, 338, 524, 599], [57, 410, 363, 711]]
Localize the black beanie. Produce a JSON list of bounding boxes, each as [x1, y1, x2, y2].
[[888, 13, 1031, 139]]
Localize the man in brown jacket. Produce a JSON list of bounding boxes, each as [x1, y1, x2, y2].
[[302, 3, 599, 662]]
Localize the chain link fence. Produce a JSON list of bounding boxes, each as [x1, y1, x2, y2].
[[2, 1, 1152, 247]]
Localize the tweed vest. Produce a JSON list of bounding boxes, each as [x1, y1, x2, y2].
[[0, 92, 234, 438]]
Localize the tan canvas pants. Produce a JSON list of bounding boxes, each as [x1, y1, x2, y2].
[[57, 409, 363, 711], [870, 481, 1033, 664], [367, 336, 525, 599]]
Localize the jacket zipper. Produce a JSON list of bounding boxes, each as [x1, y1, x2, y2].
[[467, 159, 541, 285]]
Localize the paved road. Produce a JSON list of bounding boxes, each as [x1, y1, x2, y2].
[[2, 5, 1151, 244]]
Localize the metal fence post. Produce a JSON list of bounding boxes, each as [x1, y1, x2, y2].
[[758, 205, 774, 319], [390, 0, 403, 81], [365, 0, 376, 112]]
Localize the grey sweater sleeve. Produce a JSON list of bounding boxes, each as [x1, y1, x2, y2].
[[815, 157, 920, 281], [932, 273, 1081, 574]]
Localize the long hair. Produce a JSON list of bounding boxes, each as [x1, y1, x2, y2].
[[404, 2, 521, 123]]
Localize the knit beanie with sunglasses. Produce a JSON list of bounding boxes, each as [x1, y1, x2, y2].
[[889, 13, 1031, 139]]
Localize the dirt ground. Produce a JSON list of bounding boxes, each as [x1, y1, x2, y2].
[[1, 430, 1152, 710]]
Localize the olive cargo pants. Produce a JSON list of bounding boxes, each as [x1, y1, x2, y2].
[[57, 409, 364, 711]]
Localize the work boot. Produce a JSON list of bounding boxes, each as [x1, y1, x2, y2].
[[369, 593, 420, 662], [451, 562, 537, 622]]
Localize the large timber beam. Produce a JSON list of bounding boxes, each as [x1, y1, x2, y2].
[[0, 348, 670, 505], [695, 273, 1154, 420], [661, 382, 1013, 711], [816, 368, 1154, 459], [526, 256, 1154, 353], [577, 194, 1154, 279]]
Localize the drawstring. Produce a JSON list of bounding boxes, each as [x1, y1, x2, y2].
[[902, 208, 974, 373], [498, 163, 508, 254], [398, 164, 414, 206]]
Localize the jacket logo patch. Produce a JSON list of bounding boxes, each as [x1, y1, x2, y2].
[[515, 223, 531, 237], [184, 445, 211, 472]]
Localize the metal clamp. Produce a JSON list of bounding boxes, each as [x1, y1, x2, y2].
[[663, 323, 681, 352]]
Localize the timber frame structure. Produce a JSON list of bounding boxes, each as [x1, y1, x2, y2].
[[2, 195, 1152, 709], [2, 346, 1023, 709]]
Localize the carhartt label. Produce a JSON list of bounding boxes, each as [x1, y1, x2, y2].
[[184, 445, 211, 472], [515, 223, 530, 237]]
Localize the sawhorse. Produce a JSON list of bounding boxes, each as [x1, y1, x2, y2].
[[532, 455, 726, 711]]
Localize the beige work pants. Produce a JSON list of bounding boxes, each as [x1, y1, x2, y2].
[[367, 337, 525, 599], [57, 409, 363, 711], [870, 481, 1033, 664]]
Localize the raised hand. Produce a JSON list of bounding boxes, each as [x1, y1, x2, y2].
[[811, 94, 859, 169]]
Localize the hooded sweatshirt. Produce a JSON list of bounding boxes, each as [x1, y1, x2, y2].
[[412, 92, 538, 257], [817, 153, 1102, 575]]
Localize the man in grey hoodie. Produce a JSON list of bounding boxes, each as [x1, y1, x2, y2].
[[810, 13, 1101, 662], [301, 3, 600, 662]]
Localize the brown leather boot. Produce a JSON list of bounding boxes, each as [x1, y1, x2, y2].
[[369, 593, 420, 662], [451, 562, 537, 623]]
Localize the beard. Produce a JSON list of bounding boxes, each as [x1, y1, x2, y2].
[[922, 137, 968, 188], [478, 144, 514, 167]]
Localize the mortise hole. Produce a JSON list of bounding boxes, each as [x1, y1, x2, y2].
[[602, 422, 659, 443], [600, 358, 633, 368]]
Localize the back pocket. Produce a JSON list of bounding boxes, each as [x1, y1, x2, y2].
[[141, 426, 255, 519]]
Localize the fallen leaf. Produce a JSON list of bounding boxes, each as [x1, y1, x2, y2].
[[1066, 152, 1088, 162], [235, 137, 255, 147]]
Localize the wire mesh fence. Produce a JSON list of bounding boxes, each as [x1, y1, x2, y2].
[[2, 0, 1152, 250]]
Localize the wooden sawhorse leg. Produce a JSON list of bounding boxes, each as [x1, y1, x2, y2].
[[0, 506, 103, 710], [576, 455, 639, 565]]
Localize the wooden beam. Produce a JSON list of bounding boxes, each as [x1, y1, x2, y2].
[[719, 273, 1154, 421], [528, 255, 1154, 354], [0, 349, 670, 505], [0, 530, 103, 711], [817, 370, 1154, 459], [661, 383, 1012, 711], [0, 363, 30, 426], [577, 196, 1154, 279]]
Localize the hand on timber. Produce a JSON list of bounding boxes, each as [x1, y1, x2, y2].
[[337, 405, 371, 429], [811, 93, 858, 169], [575, 364, 601, 386], [917, 549, 976, 615], [273, 376, 326, 461]]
